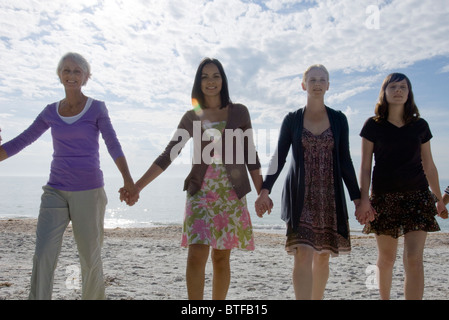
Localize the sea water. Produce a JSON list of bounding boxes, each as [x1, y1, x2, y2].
[[1, 175, 448, 234]]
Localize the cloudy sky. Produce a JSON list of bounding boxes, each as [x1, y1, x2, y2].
[[1, 0, 449, 183]]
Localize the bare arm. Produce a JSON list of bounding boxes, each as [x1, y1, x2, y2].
[[443, 192, 449, 206], [135, 163, 165, 192], [421, 141, 448, 218], [0, 128, 5, 161], [0, 146, 7, 162], [443, 185, 449, 206], [356, 138, 376, 224], [0, 129, 8, 161]]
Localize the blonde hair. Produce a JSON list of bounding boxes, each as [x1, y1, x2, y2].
[[302, 64, 329, 85]]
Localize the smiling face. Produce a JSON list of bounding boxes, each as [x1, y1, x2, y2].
[[302, 67, 329, 97], [201, 63, 223, 98], [58, 58, 88, 90]]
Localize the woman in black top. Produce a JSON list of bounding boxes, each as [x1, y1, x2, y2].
[[358, 73, 448, 300]]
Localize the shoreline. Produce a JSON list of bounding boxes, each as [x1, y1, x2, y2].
[[1, 218, 449, 300]]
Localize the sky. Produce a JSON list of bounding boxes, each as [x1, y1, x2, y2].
[[1, 0, 449, 184]]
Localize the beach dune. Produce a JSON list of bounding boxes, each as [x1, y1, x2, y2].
[[1, 218, 448, 300]]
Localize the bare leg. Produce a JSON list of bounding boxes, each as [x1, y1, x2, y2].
[[211, 249, 231, 300], [311, 252, 330, 300], [375, 235, 398, 300], [403, 231, 427, 300], [292, 246, 314, 300], [186, 244, 209, 300]]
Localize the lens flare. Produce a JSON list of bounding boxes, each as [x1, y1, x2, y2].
[[192, 98, 203, 116]]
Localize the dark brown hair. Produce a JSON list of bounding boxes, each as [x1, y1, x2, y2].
[[374, 73, 420, 124], [191, 58, 231, 109]]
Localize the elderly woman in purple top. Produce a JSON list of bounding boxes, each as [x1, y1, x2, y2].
[[0, 52, 138, 300]]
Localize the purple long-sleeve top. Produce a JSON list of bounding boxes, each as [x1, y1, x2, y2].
[[3, 98, 124, 191]]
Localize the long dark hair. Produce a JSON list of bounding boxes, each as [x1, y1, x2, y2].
[[191, 58, 231, 109], [374, 73, 420, 124]]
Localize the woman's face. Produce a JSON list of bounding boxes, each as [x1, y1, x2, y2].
[[302, 68, 329, 97], [385, 79, 409, 106], [201, 63, 223, 98], [59, 58, 87, 90]]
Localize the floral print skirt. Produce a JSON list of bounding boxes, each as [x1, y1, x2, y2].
[[181, 162, 255, 251], [363, 189, 440, 238]]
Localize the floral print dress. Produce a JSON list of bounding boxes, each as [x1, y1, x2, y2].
[[285, 127, 351, 257], [181, 121, 255, 251]]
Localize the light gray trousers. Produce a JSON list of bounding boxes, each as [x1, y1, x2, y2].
[[29, 185, 107, 300]]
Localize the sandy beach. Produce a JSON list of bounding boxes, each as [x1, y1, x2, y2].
[[1, 218, 449, 300]]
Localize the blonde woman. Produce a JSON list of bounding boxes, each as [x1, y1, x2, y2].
[[256, 65, 361, 299]]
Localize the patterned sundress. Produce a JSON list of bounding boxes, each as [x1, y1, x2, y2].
[[181, 121, 255, 251], [285, 127, 351, 257]]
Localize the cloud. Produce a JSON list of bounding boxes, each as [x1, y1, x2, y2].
[[1, 1, 448, 109], [440, 64, 449, 74], [1, 0, 449, 177]]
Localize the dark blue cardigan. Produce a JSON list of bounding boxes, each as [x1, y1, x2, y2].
[[262, 107, 361, 239]]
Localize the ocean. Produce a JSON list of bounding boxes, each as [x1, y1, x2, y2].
[[1, 175, 448, 234]]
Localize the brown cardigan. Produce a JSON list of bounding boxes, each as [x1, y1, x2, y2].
[[154, 103, 261, 199]]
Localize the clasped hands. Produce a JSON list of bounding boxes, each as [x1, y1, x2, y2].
[[118, 181, 140, 206], [354, 198, 449, 224], [255, 189, 273, 218], [354, 199, 376, 225], [256, 192, 378, 226]]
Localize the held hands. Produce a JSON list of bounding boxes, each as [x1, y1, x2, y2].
[[119, 181, 140, 206], [255, 189, 273, 218], [354, 199, 376, 225]]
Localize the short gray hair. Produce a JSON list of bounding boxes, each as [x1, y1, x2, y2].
[[56, 52, 91, 86]]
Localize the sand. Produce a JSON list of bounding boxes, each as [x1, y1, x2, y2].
[[1, 218, 449, 300]]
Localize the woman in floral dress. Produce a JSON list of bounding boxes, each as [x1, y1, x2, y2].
[[255, 65, 362, 300], [121, 58, 262, 299]]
